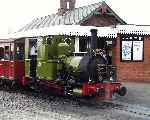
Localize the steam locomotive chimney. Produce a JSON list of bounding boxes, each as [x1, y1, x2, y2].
[[90, 29, 98, 49]]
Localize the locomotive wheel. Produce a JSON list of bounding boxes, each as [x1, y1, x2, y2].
[[117, 86, 127, 96]]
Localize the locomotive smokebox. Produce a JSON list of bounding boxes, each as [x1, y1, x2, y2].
[[90, 29, 98, 49]]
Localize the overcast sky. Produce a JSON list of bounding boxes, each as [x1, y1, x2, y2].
[[0, 0, 150, 36]]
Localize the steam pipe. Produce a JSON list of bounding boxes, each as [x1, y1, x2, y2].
[[90, 29, 98, 50]]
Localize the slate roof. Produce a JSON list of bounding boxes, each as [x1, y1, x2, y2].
[[19, 2, 126, 32]]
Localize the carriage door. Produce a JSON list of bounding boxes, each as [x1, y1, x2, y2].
[[25, 38, 37, 78], [0, 45, 4, 78], [3, 43, 14, 79], [14, 39, 25, 81]]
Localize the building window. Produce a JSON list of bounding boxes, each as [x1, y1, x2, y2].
[[120, 34, 144, 62], [74, 36, 89, 53], [79, 37, 88, 52]]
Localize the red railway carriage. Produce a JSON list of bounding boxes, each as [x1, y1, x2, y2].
[[0, 39, 25, 86]]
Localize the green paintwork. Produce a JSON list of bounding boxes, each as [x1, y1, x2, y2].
[[57, 62, 63, 71], [24, 35, 76, 81], [49, 36, 61, 57], [25, 38, 29, 59], [36, 60, 57, 80], [37, 37, 49, 60], [25, 49, 28, 59], [36, 36, 62, 80], [57, 43, 71, 58], [25, 59, 30, 77], [65, 56, 83, 74], [24, 38, 30, 77]]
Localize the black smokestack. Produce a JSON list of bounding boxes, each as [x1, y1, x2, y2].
[[90, 29, 98, 49]]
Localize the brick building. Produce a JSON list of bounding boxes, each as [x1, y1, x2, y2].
[[112, 26, 150, 82]]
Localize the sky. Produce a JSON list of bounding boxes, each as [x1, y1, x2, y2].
[[0, 0, 150, 36]]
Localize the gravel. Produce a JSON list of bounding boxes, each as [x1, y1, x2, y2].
[[0, 82, 149, 120]]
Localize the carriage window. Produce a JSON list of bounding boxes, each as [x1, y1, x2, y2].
[[0, 47, 4, 59], [15, 45, 24, 60], [4, 46, 10, 60], [29, 40, 37, 58]]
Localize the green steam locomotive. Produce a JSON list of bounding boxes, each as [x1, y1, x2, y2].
[[0, 28, 126, 100]]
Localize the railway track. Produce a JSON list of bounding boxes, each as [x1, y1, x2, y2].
[[88, 100, 150, 119], [62, 97, 150, 119], [109, 101, 150, 118]]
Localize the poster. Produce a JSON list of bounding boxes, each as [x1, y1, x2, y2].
[[133, 41, 143, 60], [122, 41, 132, 60]]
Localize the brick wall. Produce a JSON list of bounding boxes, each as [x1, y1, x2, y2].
[[112, 34, 150, 82]]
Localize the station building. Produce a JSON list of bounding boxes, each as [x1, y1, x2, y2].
[[112, 26, 150, 82], [5, 0, 150, 82]]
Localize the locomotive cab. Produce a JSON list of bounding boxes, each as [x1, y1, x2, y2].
[[22, 28, 126, 100], [24, 38, 37, 78]]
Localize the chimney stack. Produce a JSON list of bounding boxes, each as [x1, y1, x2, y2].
[[58, 0, 76, 15]]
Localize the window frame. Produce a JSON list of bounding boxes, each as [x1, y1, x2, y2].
[[120, 34, 144, 62]]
